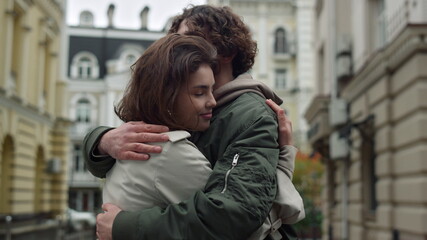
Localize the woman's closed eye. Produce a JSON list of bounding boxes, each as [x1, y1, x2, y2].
[[193, 90, 206, 97]]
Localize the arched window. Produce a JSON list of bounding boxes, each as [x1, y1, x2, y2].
[[107, 44, 144, 74], [70, 93, 98, 126], [76, 98, 91, 123], [274, 28, 288, 54], [118, 47, 142, 72], [71, 52, 99, 79], [79, 11, 94, 27]]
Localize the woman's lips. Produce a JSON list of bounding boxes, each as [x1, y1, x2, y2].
[[200, 113, 212, 119]]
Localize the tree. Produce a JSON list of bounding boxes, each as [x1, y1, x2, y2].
[[292, 152, 324, 238]]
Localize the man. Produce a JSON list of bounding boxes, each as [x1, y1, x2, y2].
[[84, 5, 301, 240]]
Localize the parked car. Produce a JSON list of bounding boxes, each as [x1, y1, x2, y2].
[[66, 208, 96, 231]]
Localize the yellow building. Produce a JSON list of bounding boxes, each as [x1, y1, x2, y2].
[[0, 0, 70, 238]]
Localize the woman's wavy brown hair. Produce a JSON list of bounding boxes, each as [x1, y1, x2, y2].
[[115, 34, 218, 129], [168, 5, 257, 78]]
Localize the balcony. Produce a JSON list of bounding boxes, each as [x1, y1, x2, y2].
[[304, 95, 331, 157], [68, 171, 100, 188], [386, 0, 427, 44], [273, 41, 297, 61]]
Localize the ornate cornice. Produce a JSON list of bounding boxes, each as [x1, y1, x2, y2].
[[34, 0, 63, 31], [0, 94, 54, 127]]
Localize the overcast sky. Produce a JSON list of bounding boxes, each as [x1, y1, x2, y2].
[[66, 0, 207, 31]]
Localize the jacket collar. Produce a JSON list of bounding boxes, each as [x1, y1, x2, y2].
[[213, 73, 283, 108]]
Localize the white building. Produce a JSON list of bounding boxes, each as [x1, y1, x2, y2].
[[209, 0, 316, 152], [60, 4, 165, 213], [305, 0, 427, 239]]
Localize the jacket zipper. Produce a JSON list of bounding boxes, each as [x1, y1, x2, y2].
[[221, 153, 239, 194]]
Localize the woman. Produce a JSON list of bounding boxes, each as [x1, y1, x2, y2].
[[103, 33, 218, 211]]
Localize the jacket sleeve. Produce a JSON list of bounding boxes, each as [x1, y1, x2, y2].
[[278, 145, 297, 179], [82, 126, 116, 178], [275, 146, 305, 224], [247, 146, 305, 240], [112, 113, 279, 240]]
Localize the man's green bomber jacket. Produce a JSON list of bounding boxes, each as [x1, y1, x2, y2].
[[83, 92, 281, 240]]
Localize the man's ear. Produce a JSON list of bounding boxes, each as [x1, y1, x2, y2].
[[221, 56, 233, 63], [219, 53, 236, 63]]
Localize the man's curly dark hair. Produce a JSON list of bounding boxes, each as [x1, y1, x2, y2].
[[168, 5, 258, 78]]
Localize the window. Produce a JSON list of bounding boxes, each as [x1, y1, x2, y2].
[[374, 0, 386, 49], [73, 144, 86, 173], [79, 11, 94, 27], [362, 140, 377, 216], [77, 57, 91, 78], [359, 116, 377, 218], [71, 52, 99, 79], [275, 69, 287, 89], [119, 49, 140, 71], [76, 98, 91, 123], [70, 94, 98, 127], [274, 28, 288, 54], [110, 45, 144, 73], [369, 0, 386, 50], [68, 191, 77, 210]]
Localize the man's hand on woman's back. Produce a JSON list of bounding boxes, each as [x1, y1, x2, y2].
[[98, 121, 170, 160], [265, 99, 293, 147]]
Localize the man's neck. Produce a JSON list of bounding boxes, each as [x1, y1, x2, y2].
[[214, 62, 235, 90]]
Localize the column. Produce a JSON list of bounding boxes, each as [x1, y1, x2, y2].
[[0, 0, 15, 92]]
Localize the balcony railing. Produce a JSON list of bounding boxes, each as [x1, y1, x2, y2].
[[386, 0, 427, 44], [68, 171, 100, 188]]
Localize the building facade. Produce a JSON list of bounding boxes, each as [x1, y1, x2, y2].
[[208, 0, 316, 152], [62, 5, 165, 214], [305, 0, 427, 239], [0, 0, 69, 239]]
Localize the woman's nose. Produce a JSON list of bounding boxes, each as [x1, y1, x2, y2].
[[207, 93, 216, 108]]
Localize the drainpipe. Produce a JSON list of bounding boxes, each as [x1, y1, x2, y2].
[[5, 215, 12, 240], [341, 155, 349, 240]]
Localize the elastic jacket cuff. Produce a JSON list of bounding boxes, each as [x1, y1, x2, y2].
[[278, 145, 298, 174], [89, 126, 115, 158], [113, 211, 140, 240]]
